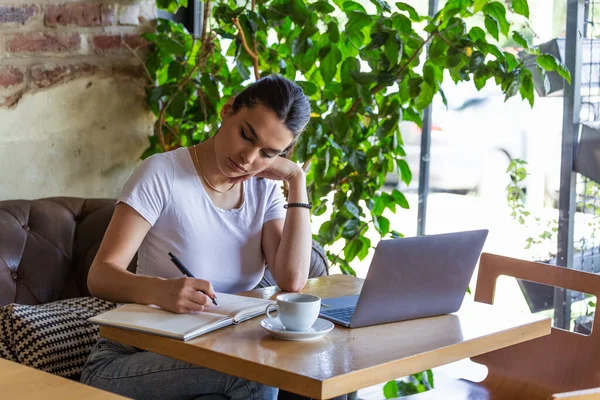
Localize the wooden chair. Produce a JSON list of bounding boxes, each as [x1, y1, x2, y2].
[[552, 388, 600, 399], [397, 253, 600, 400]]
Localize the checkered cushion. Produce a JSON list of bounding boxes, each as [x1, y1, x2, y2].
[[0, 306, 17, 361], [0, 297, 117, 379]]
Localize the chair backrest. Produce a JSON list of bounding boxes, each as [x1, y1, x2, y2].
[[0, 197, 330, 307], [0, 197, 135, 306], [472, 253, 600, 395]]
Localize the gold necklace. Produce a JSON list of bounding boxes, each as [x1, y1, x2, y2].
[[193, 145, 236, 193]]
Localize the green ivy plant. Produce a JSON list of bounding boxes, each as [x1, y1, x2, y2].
[[383, 370, 434, 397], [134, 0, 570, 395], [138, 0, 569, 276], [506, 158, 558, 260]]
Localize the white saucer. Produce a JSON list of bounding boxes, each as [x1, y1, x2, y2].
[[260, 317, 334, 341]]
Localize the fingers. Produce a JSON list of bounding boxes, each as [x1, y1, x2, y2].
[[173, 299, 205, 314], [188, 278, 217, 298], [187, 288, 214, 307]]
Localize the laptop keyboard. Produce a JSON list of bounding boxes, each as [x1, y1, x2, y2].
[[321, 306, 355, 323]]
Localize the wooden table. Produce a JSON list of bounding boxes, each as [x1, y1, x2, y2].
[[0, 358, 126, 399], [100, 275, 551, 399]]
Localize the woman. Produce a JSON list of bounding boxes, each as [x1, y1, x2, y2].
[[81, 75, 312, 399]]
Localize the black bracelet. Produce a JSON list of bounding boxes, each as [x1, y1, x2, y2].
[[284, 202, 313, 209]]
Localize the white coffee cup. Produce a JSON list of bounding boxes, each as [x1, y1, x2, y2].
[[265, 293, 321, 331]]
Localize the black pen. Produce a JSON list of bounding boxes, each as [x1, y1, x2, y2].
[[168, 252, 218, 306]]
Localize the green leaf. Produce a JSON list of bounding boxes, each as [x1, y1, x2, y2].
[[474, 0, 487, 13], [408, 77, 422, 98], [345, 11, 373, 33], [445, 47, 464, 69], [328, 21, 340, 43], [156, 0, 187, 13], [469, 26, 486, 42], [309, 1, 335, 13], [342, 218, 360, 237], [483, 2, 509, 36], [505, 52, 518, 71], [512, 0, 529, 18], [503, 70, 521, 101], [536, 54, 558, 70], [384, 34, 401, 66], [392, 188, 410, 208], [344, 200, 362, 218], [512, 31, 529, 49], [469, 51, 485, 70], [397, 160, 412, 186], [423, 64, 434, 84], [484, 15, 499, 40], [296, 81, 319, 96], [537, 54, 571, 84], [366, 31, 390, 50], [167, 91, 187, 119], [348, 150, 367, 172], [390, 230, 404, 239], [344, 238, 363, 261], [439, 86, 448, 108], [236, 60, 251, 80], [370, 0, 392, 13], [156, 37, 186, 55], [168, 62, 184, 80], [320, 46, 342, 84], [397, 380, 420, 395], [429, 36, 449, 60], [395, 2, 419, 21], [520, 69, 534, 107], [147, 86, 163, 104], [403, 107, 422, 126], [478, 42, 505, 60], [318, 221, 337, 243], [341, 57, 361, 84], [414, 82, 435, 110], [426, 369, 435, 388], [375, 215, 391, 235], [392, 13, 412, 33], [290, 0, 310, 25], [343, 1, 367, 13], [557, 62, 571, 84], [214, 28, 236, 39], [383, 380, 400, 398], [358, 237, 371, 259]]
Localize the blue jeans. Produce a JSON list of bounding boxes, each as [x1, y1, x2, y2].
[[80, 339, 278, 400]]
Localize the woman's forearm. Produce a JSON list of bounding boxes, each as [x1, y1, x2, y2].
[[88, 260, 161, 304], [272, 173, 312, 291]]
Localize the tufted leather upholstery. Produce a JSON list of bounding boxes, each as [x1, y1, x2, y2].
[[0, 197, 329, 307]]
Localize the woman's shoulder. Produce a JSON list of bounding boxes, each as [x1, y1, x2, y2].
[[128, 150, 181, 187], [137, 147, 190, 172]]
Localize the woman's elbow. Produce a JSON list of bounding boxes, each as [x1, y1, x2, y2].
[[278, 276, 308, 292], [87, 264, 102, 297]]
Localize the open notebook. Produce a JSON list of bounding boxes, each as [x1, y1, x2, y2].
[[88, 293, 274, 341]]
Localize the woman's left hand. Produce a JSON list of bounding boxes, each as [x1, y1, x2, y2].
[[228, 157, 303, 184]]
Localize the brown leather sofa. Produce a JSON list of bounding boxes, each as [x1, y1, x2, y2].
[[0, 197, 343, 400]]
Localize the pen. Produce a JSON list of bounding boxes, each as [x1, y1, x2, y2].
[[168, 252, 218, 306]]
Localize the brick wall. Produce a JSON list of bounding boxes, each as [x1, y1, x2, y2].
[[0, 0, 156, 200], [0, 0, 156, 107]]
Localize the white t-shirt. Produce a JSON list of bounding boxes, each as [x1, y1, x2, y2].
[[117, 147, 286, 293]]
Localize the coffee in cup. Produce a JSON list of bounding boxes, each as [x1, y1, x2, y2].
[[265, 293, 321, 331]]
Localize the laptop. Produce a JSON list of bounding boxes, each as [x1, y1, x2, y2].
[[319, 229, 488, 328]]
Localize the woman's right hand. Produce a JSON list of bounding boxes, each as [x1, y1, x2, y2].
[[154, 277, 217, 314]]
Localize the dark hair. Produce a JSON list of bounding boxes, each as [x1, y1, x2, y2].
[[232, 75, 311, 156]]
